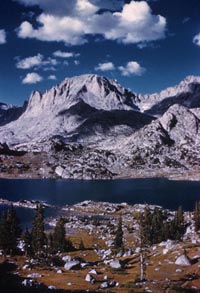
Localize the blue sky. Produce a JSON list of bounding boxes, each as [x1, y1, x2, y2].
[[0, 0, 200, 105]]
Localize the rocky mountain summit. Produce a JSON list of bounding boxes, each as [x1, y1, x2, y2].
[[0, 74, 200, 179], [0, 74, 154, 147], [136, 75, 200, 116]]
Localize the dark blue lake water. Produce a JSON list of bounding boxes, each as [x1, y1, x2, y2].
[[0, 178, 200, 226], [1, 177, 200, 209]]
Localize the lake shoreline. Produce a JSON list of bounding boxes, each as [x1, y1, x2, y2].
[[1, 176, 200, 211], [1, 169, 200, 182]]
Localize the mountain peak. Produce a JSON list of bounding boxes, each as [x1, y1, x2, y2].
[[0, 74, 141, 145], [61, 73, 118, 84], [182, 75, 200, 84], [1, 74, 200, 180], [57, 74, 124, 98], [136, 75, 200, 116], [25, 74, 138, 117]]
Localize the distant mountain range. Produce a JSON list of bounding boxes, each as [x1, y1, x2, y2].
[[0, 101, 27, 127], [0, 74, 200, 179]]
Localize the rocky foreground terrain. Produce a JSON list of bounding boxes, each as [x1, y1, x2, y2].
[[0, 74, 200, 180], [1, 200, 200, 292]]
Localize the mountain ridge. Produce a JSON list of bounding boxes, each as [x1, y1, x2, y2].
[[136, 75, 200, 116], [0, 74, 144, 145], [0, 74, 200, 180], [2, 73, 200, 118]]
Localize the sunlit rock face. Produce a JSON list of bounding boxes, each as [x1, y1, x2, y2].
[[0, 74, 200, 179]]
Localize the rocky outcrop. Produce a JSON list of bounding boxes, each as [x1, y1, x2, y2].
[[64, 260, 80, 270], [0, 75, 151, 146], [175, 255, 191, 266], [136, 76, 200, 116], [122, 104, 200, 171], [0, 142, 26, 156], [0, 75, 200, 179], [53, 143, 123, 180]]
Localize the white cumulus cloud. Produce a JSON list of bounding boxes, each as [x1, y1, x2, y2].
[[22, 72, 43, 84], [0, 29, 6, 44], [193, 33, 200, 47], [48, 74, 57, 80], [16, 54, 43, 69], [44, 57, 58, 67], [16, 1, 167, 46], [53, 50, 79, 58], [17, 15, 87, 45], [95, 62, 115, 71], [119, 61, 146, 76], [16, 54, 58, 70], [104, 1, 166, 44]]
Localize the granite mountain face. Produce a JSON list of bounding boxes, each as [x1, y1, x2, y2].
[[0, 74, 200, 179], [135, 76, 200, 116], [0, 74, 154, 147]]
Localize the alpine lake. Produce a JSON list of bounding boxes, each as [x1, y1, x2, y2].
[[0, 177, 200, 227]]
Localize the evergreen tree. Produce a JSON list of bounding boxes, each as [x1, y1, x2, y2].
[[177, 206, 184, 223], [65, 238, 73, 252], [52, 218, 66, 253], [7, 205, 21, 237], [194, 201, 200, 232], [151, 207, 163, 244], [163, 206, 185, 241], [139, 206, 185, 248], [172, 206, 185, 241], [114, 217, 123, 249], [162, 221, 171, 240], [7, 205, 21, 254], [0, 211, 10, 255], [32, 204, 46, 256], [47, 232, 54, 255], [138, 211, 151, 282], [0, 206, 21, 255], [23, 228, 33, 257], [139, 207, 152, 246]]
